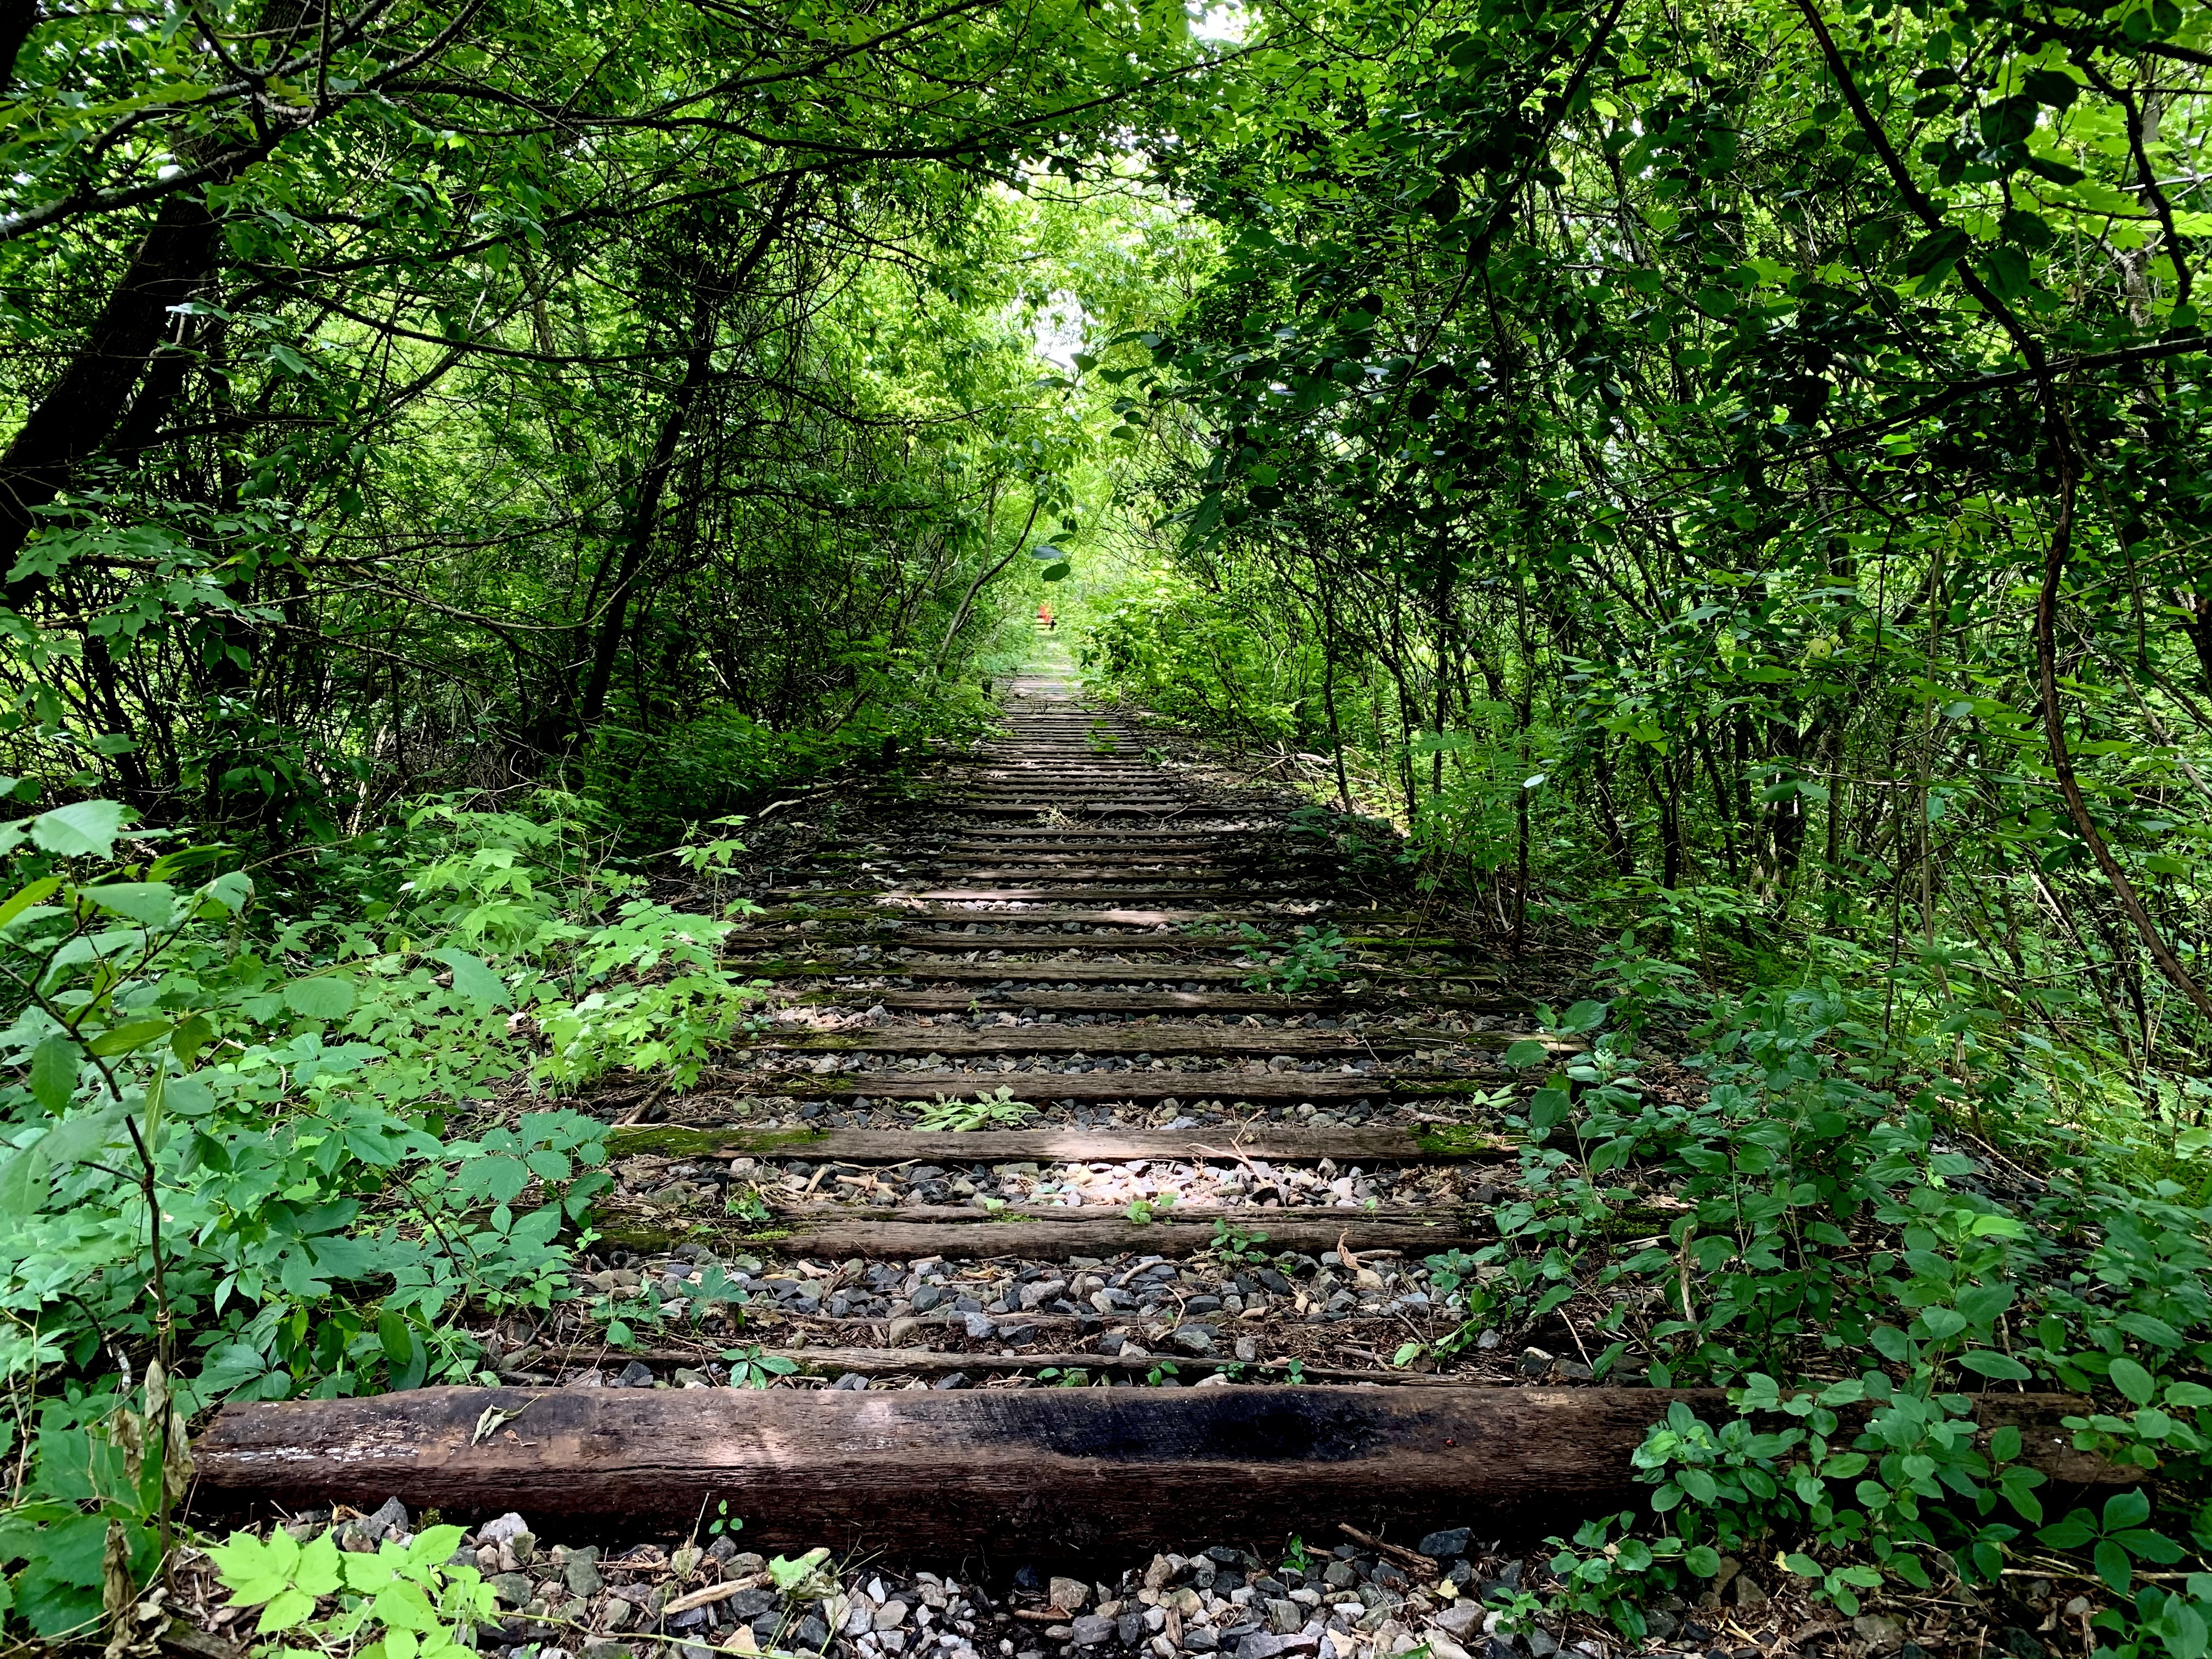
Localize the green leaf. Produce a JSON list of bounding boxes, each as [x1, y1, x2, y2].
[[1918, 1307, 1967, 1341], [0, 1144, 50, 1216], [208, 1530, 300, 1604], [1556, 1000, 1608, 1034], [2109, 1356, 2157, 1406], [0, 876, 61, 930], [87, 1019, 171, 1056], [1902, 225, 1971, 278], [41, 1102, 126, 1165], [1980, 246, 2033, 300], [2037, 1511, 2097, 1549], [83, 882, 178, 929], [1979, 94, 2038, 147], [378, 1311, 415, 1369], [2024, 155, 2086, 186], [28, 1035, 76, 1113], [29, 800, 128, 859], [430, 947, 510, 1009], [1502, 1039, 1549, 1068], [284, 977, 356, 1020], [2095, 1538, 2132, 1595], [1956, 1350, 2032, 1379], [292, 1532, 342, 1596], [2104, 1488, 2153, 1530]]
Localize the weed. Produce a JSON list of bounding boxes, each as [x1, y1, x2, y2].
[[721, 1344, 800, 1387], [914, 1087, 1038, 1131], [1209, 1218, 1271, 1264], [1235, 923, 1348, 995]]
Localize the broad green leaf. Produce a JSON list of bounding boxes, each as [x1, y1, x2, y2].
[[0, 1144, 50, 1217], [429, 947, 510, 1009], [294, 1532, 343, 1596], [29, 800, 128, 859], [0, 876, 61, 930], [87, 1019, 172, 1056], [2109, 1356, 2157, 1406], [2104, 1488, 2153, 1530], [284, 977, 356, 1020], [208, 1530, 300, 1604], [256, 1585, 319, 1634], [83, 882, 177, 929], [27, 1035, 76, 1113], [41, 1102, 127, 1165]]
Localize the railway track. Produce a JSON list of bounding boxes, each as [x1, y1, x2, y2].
[[559, 663, 1549, 1374], [194, 661, 2111, 1659]]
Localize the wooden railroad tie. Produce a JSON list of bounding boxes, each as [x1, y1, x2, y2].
[[194, 1386, 2120, 1551]]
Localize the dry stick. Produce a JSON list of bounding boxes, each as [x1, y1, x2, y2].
[[1795, 0, 2212, 1026], [1335, 1525, 1436, 1577]]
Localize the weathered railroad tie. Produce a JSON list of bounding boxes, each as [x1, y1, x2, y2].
[[198, 1386, 2112, 1549]]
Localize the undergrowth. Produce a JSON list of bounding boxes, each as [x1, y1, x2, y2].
[[1415, 963, 2212, 1659], [0, 791, 768, 1640]]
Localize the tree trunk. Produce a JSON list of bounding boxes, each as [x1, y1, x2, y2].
[[0, 189, 222, 598], [0, 0, 37, 89], [571, 312, 715, 740]]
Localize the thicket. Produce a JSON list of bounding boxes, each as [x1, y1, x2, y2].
[[6, 0, 2212, 1651]]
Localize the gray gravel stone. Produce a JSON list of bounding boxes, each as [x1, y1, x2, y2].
[[1432, 1606, 1483, 1640], [478, 1512, 531, 1545], [613, 1359, 656, 1388], [1417, 1529, 1471, 1561], [1119, 1612, 1147, 1645], [1070, 1615, 1115, 1646], [491, 1573, 533, 1607], [564, 1550, 602, 1596], [1051, 1579, 1091, 1612]]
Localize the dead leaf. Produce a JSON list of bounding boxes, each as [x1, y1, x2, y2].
[[473, 1401, 529, 1444]]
